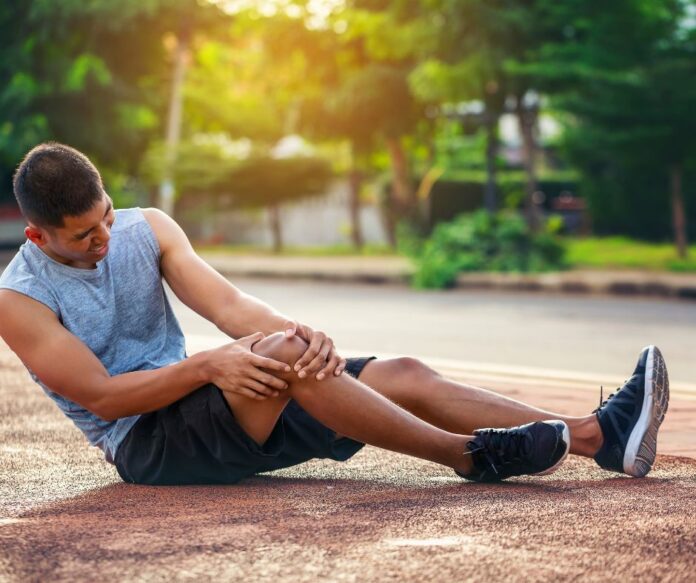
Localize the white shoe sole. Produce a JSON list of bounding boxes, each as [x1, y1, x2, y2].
[[623, 345, 670, 477], [536, 421, 571, 476]]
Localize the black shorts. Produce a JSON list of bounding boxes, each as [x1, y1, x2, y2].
[[115, 356, 376, 485]]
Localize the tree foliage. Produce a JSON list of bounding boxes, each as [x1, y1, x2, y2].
[[523, 0, 696, 250], [1, 0, 695, 252]]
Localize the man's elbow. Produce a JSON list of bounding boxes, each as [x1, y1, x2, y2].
[[79, 391, 119, 421], [82, 398, 116, 421], [90, 395, 128, 421], [95, 407, 118, 422]]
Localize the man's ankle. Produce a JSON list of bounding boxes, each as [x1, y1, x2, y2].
[[451, 436, 474, 476], [570, 415, 603, 457]]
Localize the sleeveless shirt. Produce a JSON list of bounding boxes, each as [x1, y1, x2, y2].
[[0, 208, 187, 463]]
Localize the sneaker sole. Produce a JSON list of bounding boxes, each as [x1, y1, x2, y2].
[[536, 421, 571, 476], [623, 345, 670, 477]]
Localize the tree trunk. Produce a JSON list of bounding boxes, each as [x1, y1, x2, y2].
[[268, 203, 283, 253], [483, 112, 499, 213], [670, 164, 688, 259], [384, 136, 416, 247], [516, 95, 541, 231], [385, 136, 414, 208], [347, 167, 364, 250], [158, 24, 191, 217]]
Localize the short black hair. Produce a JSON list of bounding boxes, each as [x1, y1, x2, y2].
[[13, 142, 105, 228]]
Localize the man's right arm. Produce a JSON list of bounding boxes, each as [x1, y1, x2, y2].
[[0, 291, 291, 421]]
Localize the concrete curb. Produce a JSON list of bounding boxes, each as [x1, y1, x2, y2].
[[454, 270, 696, 299], [200, 253, 696, 300]]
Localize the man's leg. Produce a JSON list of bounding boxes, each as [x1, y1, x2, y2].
[[357, 358, 602, 458], [222, 334, 477, 476]]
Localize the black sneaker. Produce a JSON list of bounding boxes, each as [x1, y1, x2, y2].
[[593, 345, 669, 477], [457, 420, 570, 482]]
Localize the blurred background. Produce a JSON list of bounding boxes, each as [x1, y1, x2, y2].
[[1, 0, 695, 284]]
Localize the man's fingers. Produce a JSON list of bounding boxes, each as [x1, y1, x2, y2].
[[316, 352, 340, 381], [224, 386, 266, 400], [282, 320, 297, 338], [252, 353, 291, 373], [246, 379, 279, 397], [301, 343, 331, 378], [252, 370, 288, 391], [294, 334, 324, 374], [334, 357, 347, 376], [236, 331, 265, 349]]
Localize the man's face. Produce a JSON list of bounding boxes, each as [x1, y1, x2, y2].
[[30, 193, 115, 269]]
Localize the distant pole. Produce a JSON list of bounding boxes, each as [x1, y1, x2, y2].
[[158, 27, 190, 217]]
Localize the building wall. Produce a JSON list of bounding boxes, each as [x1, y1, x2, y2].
[[182, 180, 389, 248]]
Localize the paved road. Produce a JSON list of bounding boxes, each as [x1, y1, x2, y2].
[[172, 277, 696, 386]]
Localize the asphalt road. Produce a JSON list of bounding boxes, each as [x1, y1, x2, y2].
[[172, 277, 696, 386]]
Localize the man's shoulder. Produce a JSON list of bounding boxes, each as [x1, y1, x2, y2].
[[112, 207, 146, 232], [0, 247, 60, 314], [0, 243, 41, 285], [137, 208, 188, 253]]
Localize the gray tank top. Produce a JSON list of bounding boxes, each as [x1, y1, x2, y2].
[[0, 208, 186, 463]]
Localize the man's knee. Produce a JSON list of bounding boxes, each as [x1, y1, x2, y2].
[[252, 331, 308, 368], [391, 357, 440, 384]]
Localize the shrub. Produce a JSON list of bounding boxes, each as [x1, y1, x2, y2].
[[404, 210, 567, 288]]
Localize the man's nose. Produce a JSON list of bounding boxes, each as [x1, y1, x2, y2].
[[94, 223, 111, 245]]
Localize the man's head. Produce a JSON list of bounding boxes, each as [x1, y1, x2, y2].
[[14, 143, 114, 268]]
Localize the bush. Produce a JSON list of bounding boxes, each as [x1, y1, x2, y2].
[[404, 210, 567, 288]]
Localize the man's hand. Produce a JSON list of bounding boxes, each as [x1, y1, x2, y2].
[[206, 332, 291, 400], [283, 320, 346, 381]]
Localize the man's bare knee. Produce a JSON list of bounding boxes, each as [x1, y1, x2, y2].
[[253, 331, 308, 368], [395, 357, 440, 383]]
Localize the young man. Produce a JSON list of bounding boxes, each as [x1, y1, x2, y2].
[[0, 143, 670, 485]]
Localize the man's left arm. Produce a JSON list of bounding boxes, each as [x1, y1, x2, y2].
[[143, 208, 346, 379]]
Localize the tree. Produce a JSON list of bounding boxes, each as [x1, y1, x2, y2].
[[409, 0, 558, 224], [0, 0, 227, 205], [527, 0, 696, 255], [336, 1, 431, 244]]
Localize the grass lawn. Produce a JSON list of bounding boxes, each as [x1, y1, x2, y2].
[[195, 237, 696, 272], [565, 237, 696, 272]]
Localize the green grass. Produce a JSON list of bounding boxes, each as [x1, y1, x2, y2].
[[565, 237, 696, 272], [194, 243, 397, 257], [194, 237, 696, 272]]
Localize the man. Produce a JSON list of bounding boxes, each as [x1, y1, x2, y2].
[[0, 143, 669, 485]]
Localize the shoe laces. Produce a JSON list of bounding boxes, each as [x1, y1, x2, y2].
[[593, 376, 635, 414], [465, 427, 532, 475], [593, 385, 613, 414]]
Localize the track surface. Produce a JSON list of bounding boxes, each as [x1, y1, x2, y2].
[[1, 342, 695, 582]]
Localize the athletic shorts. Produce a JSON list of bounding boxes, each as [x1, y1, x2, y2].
[[114, 356, 376, 485]]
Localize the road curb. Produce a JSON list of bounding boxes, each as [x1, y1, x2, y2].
[[454, 271, 696, 299]]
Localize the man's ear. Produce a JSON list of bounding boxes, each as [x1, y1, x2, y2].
[[25, 225, 46, 246]]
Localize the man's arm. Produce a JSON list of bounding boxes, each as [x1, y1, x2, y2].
[[144, 208, 345, 379], [143, 208, 290, 338], [0, 291, 290, 420]]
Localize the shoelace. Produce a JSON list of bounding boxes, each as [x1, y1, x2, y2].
[[593, 377, 634, 414], [593, 385, 611, 414], [464, 428, 531, 475]]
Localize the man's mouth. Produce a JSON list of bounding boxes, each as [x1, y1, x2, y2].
[[90, 244, 109, 257]]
